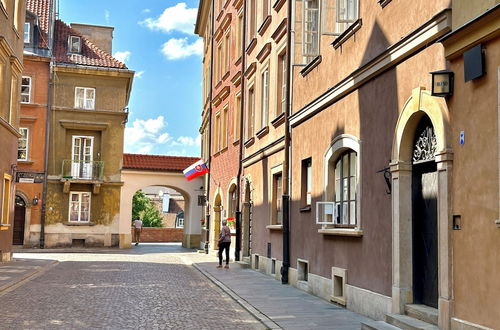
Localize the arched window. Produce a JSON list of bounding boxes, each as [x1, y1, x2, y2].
[[334, 150, 357, 226]]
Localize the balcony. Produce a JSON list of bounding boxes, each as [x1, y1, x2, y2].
[[60, 160, 104, 194]]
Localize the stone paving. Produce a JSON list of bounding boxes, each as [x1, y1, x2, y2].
[[3, 244, 263, 330]]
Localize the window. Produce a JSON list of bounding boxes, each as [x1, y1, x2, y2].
[[69, 36, 81, 53], [303, 0, 320, 63], [75, 87, 95, 109], [224, 29, 230, 74], [221, 106, 228, 149], [216, 42, 223, 81], [262, 0, 270, 22], [21, 76, 31, 103], [276, 51, 287, 116], [334, 151, 357, 225], [272, 172, 283, 225], [248, 0, 257, 41], [214, 112, 221, 152], [18, 128, 28, 161], [69, 192, 91, 222], [234, 93, 241, 141], [71, 136, 94, 179], [24, 23, 30, 43], [336, 0, 358, 34], [1, 174, 12, 225], [246, 86, 255, 139], [260, 68, 269, 129], [301, 158, 312, 207], [176, 212, 185, 228], [236, 11, 243, 58]]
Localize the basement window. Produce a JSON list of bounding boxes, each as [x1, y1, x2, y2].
[[297, 259, 309, 282], [331, 267, 347, 306]]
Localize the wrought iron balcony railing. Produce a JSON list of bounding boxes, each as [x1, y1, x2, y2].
[[61, 160, 104, 181]]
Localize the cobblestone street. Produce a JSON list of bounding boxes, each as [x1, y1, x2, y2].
[[1, 244, 263, 330]]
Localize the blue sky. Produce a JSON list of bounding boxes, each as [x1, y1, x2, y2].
[[60, 0, 202, 156]]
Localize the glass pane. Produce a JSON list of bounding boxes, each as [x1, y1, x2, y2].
[[21, 129, 28, 138], [349, 201, 356, 225], [306, 192, 312, 205], [343, 178, 348, 200], [342, 153, 348, 177], [71, 194, 79, 202], [342, 202, 348, 224], [18, 140, 27, 148], [350, 152, 356, 175], [307, 163, 312, 191], [86, 88, 95, 99], [350, 177, 356, 200], [22, 77, 30, 86], [335, 179, 340, 202], [18, 151, 26, 160]]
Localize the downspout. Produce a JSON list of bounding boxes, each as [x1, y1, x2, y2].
[[205, 0, 215, 254], [281, 0, 293, 284], [235, 0, 247, 262], [39, 0, 56, 248]]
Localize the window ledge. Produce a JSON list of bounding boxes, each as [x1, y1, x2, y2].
[[232, 139, 240, 146], [0, 224, 12, 229], [378, 0, 392, 8], [235, 55, 242, 66], [266, 225, 283, 230], [299, 206, 311, 213], [318, 228, 363, 237], [300, 55, 322, 77], [258, 15, 272, 36], [64, 222, 96, 226], [246, 38, 257, 55], [273, 0, 286, 12], [244, 137, 255, 148], [256, 126, 269, 139], [0, 3, 8, 18], [17, 160, 34, 164], [271, 113, 285, 128], [222, 70, 230, 82], [332, 19, 362, 50]]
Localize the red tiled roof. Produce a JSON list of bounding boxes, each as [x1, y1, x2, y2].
[[26, 0, 51, 49], [123, 154, 200, 172], [53, 19, 127, 69]]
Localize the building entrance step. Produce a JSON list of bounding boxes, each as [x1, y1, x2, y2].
[[361, 320, 402, 330], [404, 304, 438, 325], [386, 313, 439, 330]]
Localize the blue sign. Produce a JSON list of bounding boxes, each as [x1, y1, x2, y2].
[[459, 131, 465, 145]]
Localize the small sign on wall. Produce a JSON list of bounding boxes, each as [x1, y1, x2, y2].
[[459, 131, 465, 145]]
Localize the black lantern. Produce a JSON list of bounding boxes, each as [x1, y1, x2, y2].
[[430, 70, 454, 97]]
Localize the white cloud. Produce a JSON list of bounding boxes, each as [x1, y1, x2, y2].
[[114, 51, 131, 63], [173, 134, 201, 147], [104, 10, 110, 24], [142, 8, 151, 14], [157, 133, 171, 144], [161, 38, 202, 60], [140, 3, 197, 35], [134, 71, 145, 79]]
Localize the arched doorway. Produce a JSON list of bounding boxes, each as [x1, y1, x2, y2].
[[13, 195, 26, 245], [390, 87, 452, 327], [213, 193, 222, 249]]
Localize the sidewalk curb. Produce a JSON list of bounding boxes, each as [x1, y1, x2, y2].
[[190, 262, 282, 330], [0, 260, 59, 295]]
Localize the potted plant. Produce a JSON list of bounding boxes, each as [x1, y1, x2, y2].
[[226, 217, 236, 228]]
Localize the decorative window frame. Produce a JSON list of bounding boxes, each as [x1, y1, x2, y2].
[[69, 35, 82, 54], [17, 127, 29, 161], [21, 76, 31, 103], [267, 163, 283, 229], [245, 79, 256, 142], [259, 60, 271, 131], [1, 173, 12, 226], [234, 92, 242, 143], [321, 134, 362, 235], [275, 41, 287, 119], [68, 191, 91, 223]]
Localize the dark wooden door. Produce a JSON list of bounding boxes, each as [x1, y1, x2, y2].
[[412, 162, 438, 308], [13, 203, 26, 245]]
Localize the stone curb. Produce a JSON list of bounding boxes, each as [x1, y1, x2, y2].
[[189, 261, 282, 330], [0, 259, 58, 295]]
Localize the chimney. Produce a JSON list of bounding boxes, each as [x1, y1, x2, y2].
[[70, 23, 114, 54]]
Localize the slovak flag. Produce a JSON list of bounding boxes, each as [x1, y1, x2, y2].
[[183, 159, 209, 181]]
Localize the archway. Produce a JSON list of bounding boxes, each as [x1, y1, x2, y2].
[[390, 87, 452, 328]]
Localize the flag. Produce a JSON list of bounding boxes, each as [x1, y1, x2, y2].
[[183, 159, 209, 181]]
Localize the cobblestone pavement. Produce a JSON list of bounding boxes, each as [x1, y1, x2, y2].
[[3, 244, 264, 330]]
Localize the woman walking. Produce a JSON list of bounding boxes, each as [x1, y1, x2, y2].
[[217, 219, 231, 269]]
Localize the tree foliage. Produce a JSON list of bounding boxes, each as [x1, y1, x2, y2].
[[132, 190, 163, 228]]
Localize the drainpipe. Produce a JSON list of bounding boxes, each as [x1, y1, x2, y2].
[[39, 1, 56, 249], [205, 0, 215, 254], [281, 0, 293, 284], [234, 0, 247, 263]]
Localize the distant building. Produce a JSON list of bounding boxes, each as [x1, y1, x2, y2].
[[141, 186, 186, 228], [43, 18, 134, 247], [0, 0, 26, 261]]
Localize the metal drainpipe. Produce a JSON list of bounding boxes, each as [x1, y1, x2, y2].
[[205, 0, 215, 254], [235, 0, 247, 263], [39, 1, 56, 249], [281, 0, 293, 284]]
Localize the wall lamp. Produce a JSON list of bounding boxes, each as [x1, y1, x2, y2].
[[32, 196, 39, 205], [377, 167, 392, 194], [430, 70, 454, 97]]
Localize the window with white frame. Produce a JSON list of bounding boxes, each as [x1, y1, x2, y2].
[[69, 35, 81, 53], [234, 93, 241, 141], [69, 192, 91, 222], [24, 22, 31, 43], [75, 87, 95, 109], [303, 0, 320, 64], [301, 158, 312, 207], [334, 150, 357, 226], [21, 76, 31, 103], [260, 68, 269, 129], [18, 128, 29, 161], [336, 0, 358, 34], [276, 51, 287, 116], [272, 172, 283, 225], [246, 85, 255, 139]]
